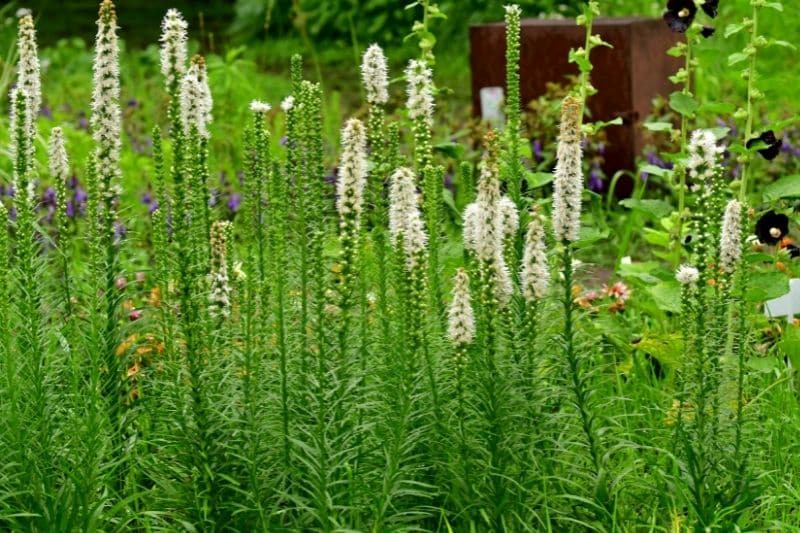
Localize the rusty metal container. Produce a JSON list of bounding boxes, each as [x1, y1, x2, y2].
[[470, 17, 682, 178]]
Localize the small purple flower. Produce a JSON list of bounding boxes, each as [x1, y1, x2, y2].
[[127, 98, 139, 109], [588, 165, 604, 192], [279, 136, 288, 146], [40, 105, 53, 120], [597, 142, 606, 156], [532, 139, 543, 162], [77, 111, 88, 130], [114, 222, 127, 244], [209, 188, 219, 207], [42, 187, 57, 207], [227, 193, 242, 213]]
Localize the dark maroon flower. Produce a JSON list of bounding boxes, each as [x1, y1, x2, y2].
[[701, 0, 719, 17], [755, 211, 789, 245], [700, 26, 715, 38], [746, 130, 782, 161], [129, 309, 143, 321], [663, 0, 697, 33]]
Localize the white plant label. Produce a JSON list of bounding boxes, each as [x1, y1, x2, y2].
[[765, 278, 800, 322]]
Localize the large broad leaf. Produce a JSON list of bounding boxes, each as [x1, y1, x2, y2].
[[763, 175, 800, 201], [525, 171, 553, 189], [573, 227, 609, 248], [669, 92, 698, 117], [779, 325, 800, 368], [619, 198, 673, 219], [747, 271, 790, 302], [648, 281, 681, 313]]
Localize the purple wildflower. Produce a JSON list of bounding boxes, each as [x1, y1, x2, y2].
[[227, 193, 242, 212]]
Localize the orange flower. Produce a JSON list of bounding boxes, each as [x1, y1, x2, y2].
[[115, 334, 139, 356]]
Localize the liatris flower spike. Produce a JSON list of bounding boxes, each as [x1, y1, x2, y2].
[[362, 44, 389, 106], [719, 200, 742, 274], [552, 95, 583, 243]]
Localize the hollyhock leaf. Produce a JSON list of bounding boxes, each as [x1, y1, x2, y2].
[[747, 272, 789, 302], [648, 281, 681, 313], [669, 92, 698, 117], [620, 199, 673, 219], [724, 23, 745, 38], [644, 122, 674, 132], [574, 227, 609, 248], [728, 52, 749, 66], [768, 39, 797, 50], [763, 175, 800, 202], [525, 171, 554, 189], [643, 228, 671, 247], [638, 164, 670, 178]]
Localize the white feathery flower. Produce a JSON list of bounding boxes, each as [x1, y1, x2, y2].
[[209, 220, 232, 318], [16, 8, 32, 18], [48, 127, 70, 182], [405, 59, 434, 127], [719, 199, 742, 274], [249, 100, 271, 114], [676, 264, 700, 286], [469, 143, 503, 261], [463, 201, 482, 253], [159, 9, 188, 88], [552, 95, 583, 242], [389, 167, 428, 269], [281, 96, 295, 112], [504, 4, 522, 17], [337, 118, 369, 223], [362, 43, 389, 105], [448, 268, 475, 347], [494, 253, 514, 306], [403, 209, 429, 270], [686, 128, 724, 181], [91, 0, 122, 193], [16, 13, 41, 161], [498, 195, 519, 242], [389, 167, 418, 244], [180, 56, 213, 139], [521, 212, 550, 302]]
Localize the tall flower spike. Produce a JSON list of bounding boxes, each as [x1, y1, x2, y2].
[[337, 118, 369, 225], [719, 199, 742, 274], [180, 55, 213, 140], [209, 220, 233, 318], [498, 195, 519, 243], [686, 129, 724, 181], [9, 88, 30, 182], [362, 44, 389, 106], [389, 167, 428, 270], [91, 0, 122, 199], [48, 127, 70, 182], [389, 166, 418, 245], [448, 268, 475, 347], [466, 131, 503, 261], [521, 210, 550, 302], [405, 59, 434, 127], [16, 12, 41, 161], [49, 127, 70, 234], [552, 95, 584, 243], [159, 9, 188, 89]]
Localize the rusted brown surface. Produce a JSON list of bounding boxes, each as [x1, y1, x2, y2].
[[470, 17, 682, 181]]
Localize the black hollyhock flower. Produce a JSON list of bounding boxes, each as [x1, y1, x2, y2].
[[701, 0, 719, 17], [663, 0, 697, 33], [747, 130, 783, 161], [700, 25, 716, 38], [756, 210, 789, 245], [785, 243, 800, 259]]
